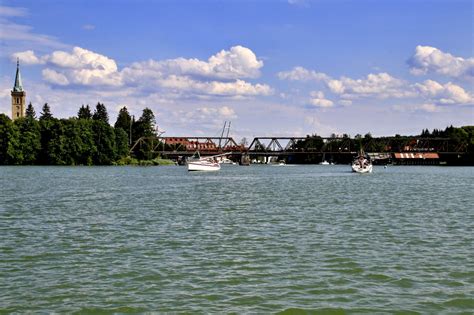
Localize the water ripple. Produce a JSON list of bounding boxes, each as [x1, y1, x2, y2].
[[0, 165, 473, 313]]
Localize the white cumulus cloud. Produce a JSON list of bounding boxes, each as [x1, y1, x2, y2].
[[47, 47, 117, 71], [327, 79, 344, 94], [327, 73, 410, 99], [14, 45, 272, 98], [121, 46, 271, 97], [11, 50, 46, 65], [408, 45, 474, 80], [157, 75, 272, 97], [126, 45, 263, 81], [414, 80, 473, 105], [208, 45, 263, 79], [26, 47, 123, 86], [309, 91, 333, 107]]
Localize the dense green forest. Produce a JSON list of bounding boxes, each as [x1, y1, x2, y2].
[[0, 103, 156, 165]]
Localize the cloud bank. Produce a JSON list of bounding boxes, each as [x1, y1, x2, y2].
[[278, 45, 474, 109], [13, 45, 273, 98], [408, 45, 474, 80]]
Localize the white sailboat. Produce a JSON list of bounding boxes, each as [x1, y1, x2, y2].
[[352, 150, 373, 173], [187, 152, 233, 171]]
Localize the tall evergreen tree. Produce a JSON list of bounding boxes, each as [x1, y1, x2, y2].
[[140, 108, 156, 137], [133, 107, 156, 140], [93, 102, 109, 124], [25, 103, 36, 119], [78, 104, 92, 120], [39, 103, 53, 120], [114, 106, 132, 144], [130, 108, 156, 159]]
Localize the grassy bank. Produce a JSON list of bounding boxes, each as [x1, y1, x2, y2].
[[114, 156, 176, 166]]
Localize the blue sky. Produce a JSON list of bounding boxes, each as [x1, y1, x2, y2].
[[0, 0, 472, 139]]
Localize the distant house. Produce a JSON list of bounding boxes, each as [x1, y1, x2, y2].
[[393, 152, 440, 165]]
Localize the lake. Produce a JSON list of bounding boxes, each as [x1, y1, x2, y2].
[[0, 165, 473, 313]]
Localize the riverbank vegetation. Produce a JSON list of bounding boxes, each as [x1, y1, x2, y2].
[[0, 103, 171, 165]]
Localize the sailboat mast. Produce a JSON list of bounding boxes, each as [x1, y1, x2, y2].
[[218, 121, 227, 148], [226, 121, 231, 139]]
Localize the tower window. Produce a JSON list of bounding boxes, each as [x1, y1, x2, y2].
[[16, 98, 20, 104], [17, 112, 19, 117]]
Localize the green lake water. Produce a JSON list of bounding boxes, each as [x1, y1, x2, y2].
[[0, 165, 473, 313]]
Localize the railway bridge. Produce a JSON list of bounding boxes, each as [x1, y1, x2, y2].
[[130, 135, 469, 164]]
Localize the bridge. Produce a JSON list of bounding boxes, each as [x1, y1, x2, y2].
[[130, 135, 467, 162]]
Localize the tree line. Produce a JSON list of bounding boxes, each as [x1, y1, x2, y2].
[[291, 126, 474, 164], [0, 103, 157, 165], [295, 126, 474, 151]]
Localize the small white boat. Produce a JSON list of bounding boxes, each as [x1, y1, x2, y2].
[[352, 152, 373, 173], [270, 160, 286, 166], [219, 157, 237, 165], [320, 160, 330, 165], [187, 152, 221, 172], [188, 159, 220, 171]]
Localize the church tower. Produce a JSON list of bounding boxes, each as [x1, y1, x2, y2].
[[11, 58, 26, 120]]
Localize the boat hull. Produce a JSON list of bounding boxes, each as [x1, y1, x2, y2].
[[187, 161, 221, 171], [352, 163, 373, 173]]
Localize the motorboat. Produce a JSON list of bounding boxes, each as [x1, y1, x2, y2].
[[187, 152, 221, 171], [352, 151, 373, 173]]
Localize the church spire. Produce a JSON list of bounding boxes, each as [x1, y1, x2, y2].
[[13, 58, 23, 92], [11, 58, 26, 120]]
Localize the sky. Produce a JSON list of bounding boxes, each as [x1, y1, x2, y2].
[[0, 0, 473, 140]]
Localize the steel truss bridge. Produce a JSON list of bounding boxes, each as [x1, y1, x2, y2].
[[130, 136, 467, 158]]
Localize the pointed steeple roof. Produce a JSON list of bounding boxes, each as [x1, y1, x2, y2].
[[13, 58, 23, 92]]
